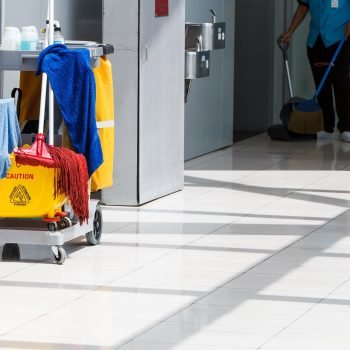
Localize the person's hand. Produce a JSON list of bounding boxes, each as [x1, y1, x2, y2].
[[345, 23, 350, 39], [280, 31, 293, 43]]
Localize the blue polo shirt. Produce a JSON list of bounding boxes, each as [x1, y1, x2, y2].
[[298, 0, 350, 47]]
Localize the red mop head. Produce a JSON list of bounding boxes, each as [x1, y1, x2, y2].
[[15, 136, 89, 224], [49, 147, 89, 224], [14, 134, 55, 168]]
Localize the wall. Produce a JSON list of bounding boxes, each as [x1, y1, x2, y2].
[[234, 0, 275, 132], [272, 0, 287, 124], [185, 0, 235, 160], [3, 0, 102, 42], [2, 0, 102, 97], [234, 0, 314, 129]]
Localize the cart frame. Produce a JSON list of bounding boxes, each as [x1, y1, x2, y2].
[[0, 1, 112, 264]]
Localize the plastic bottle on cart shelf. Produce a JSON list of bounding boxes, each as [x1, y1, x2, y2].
[[2, 27, 21, 50], [21, 26, 39, 51], [37, 28, 46, 50], [54, 21, 65, 45]]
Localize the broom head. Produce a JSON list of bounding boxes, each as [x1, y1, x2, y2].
[[14, 133, 55, 168], [288, 98, 324, 134]]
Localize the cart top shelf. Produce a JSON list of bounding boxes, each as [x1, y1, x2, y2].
[[0, 42, 114, 71]]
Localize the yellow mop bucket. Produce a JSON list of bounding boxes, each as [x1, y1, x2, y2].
[[0, 155, 66, 219]]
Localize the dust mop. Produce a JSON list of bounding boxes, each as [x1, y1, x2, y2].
[[288, 36, 346, 135]]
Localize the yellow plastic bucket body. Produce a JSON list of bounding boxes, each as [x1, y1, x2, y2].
[[0, 155, 66, 219]]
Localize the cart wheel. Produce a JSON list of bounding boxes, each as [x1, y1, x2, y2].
[[53, 247, 66, 265], [2, 243, 20, 261], [48, 222, 58, 232], [57, 217, 73, 230], [86, 204, 103, 246]]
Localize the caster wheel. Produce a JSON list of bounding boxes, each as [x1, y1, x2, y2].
[[48, 222, 58, 232], [2, 243, 20, 261], [53, 247, 66, 265], [86, 203, 103, 246], [57, 217, 72, 230]]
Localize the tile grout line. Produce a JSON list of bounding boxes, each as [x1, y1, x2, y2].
[[257, 273, 350, 350]]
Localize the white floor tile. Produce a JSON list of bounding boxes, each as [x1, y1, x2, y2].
[[261, 328, 350, 350], [119, 341, 255, 350], [108, 266, 237, 291], [135, 321, 279, 348]]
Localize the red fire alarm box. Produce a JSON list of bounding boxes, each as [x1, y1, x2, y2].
[[155, 0, 169, 17]]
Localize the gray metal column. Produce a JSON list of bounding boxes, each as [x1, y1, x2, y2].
[[101, 0, 140, 205], [138, 0, 185, 204], [102, 0, 185, 205]]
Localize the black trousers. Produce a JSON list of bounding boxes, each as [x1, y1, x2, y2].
[[307, 36, 350, 133]]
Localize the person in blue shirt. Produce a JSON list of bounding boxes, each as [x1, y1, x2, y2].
[[280, 0, 350, 142]]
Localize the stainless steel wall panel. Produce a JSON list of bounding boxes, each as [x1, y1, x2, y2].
[[101, 0, 140, 205], [139, 0, 185, 204], [185, 0, 234, 160]]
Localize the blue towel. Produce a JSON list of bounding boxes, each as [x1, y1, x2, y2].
[[0, 99, 21, 178], [37, 44, 103, 176]]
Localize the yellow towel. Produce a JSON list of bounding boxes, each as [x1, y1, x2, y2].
[[18, 58, 115, 192], [19, 71, 42, 128], [91, 56, 115, 192]]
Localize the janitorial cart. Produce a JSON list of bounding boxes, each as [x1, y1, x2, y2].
[[0, 0, 114, 264]]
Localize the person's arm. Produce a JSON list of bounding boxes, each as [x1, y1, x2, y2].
[[346, 0, 350, 39], [346, 23, 350, 38], [280, 3, 309, 43]]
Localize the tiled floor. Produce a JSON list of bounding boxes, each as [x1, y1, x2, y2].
[[1, 134, 350, 349]]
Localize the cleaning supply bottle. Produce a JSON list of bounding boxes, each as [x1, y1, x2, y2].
[[37, 28, 46, 50], [2, 27, 21, 50], [21, 26, 38, 51], [53, 21, 64, 44]]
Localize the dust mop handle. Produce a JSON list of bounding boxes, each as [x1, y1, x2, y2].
[[277, 38, 294, 98], [315, 36, 346, 98], [285, 60, 294, 98]]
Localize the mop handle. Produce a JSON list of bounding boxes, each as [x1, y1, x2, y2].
[[277, 38, 294, 98], [315, 36, 346, 98], [37, 0, 54, 140], [37, 3, 50, 135], [48, 0, 54, 146]]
